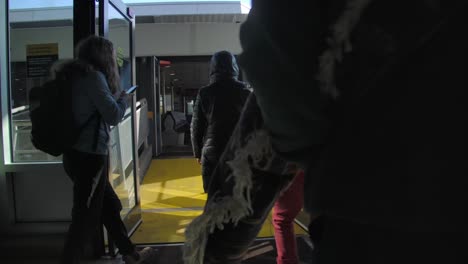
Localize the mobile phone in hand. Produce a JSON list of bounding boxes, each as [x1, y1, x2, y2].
[[126, 85, 138, 94]]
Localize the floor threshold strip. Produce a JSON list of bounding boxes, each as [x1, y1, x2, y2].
[[141, 207, 204, 213]]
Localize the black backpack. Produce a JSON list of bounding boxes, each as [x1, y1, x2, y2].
[[29, 68, 97, 156], [29, 70, 76, 156]]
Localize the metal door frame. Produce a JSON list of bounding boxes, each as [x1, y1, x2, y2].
[[97, 0, 142, 240], [153, 57, 163, 156]]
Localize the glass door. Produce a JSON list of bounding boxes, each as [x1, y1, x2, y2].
[[99, 0, 142, 239], [153, 57, 163, 156]]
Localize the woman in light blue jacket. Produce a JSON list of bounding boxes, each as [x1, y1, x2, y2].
[[60, 36, 152, 264]]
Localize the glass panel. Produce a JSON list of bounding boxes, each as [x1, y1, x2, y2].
[[107, 4, 135, 217], [9, 0, 73, 162], [122, 0, 239, 3], [109, 109, 136, 217], [186, 99, 194, 115], [10, 0, 72, 9], [164, 94, 173, 112], [109, 5, 131, 91]]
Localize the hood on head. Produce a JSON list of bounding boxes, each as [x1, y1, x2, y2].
[[209, 50, 239, 81]]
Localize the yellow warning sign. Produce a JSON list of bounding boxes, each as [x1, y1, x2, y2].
[[26, 43, 59, 77], [26, 43, 58, 57]]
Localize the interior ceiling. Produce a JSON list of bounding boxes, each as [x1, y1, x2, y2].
[[136, 13, 247, 24], [9, 13, 239, 92], [10, 19, 73, 29], [163, 60, 211, 91], [10, 14, 248, 29]]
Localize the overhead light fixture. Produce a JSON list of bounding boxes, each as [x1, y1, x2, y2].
[[170, 73, 176, 76]]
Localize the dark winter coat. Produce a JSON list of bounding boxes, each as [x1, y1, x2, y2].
[[190, 51, 251, 190]]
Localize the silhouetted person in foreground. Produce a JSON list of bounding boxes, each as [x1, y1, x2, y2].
[[239, 0, 468, 264], [185, 1, 468, 264], [191, 51, 250, 193]]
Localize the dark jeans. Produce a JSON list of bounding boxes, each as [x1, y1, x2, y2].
[[61, 149, 135, 264], [310, 216, 467, 264]]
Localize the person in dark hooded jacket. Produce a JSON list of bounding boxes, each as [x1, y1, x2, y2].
[[191, 51, 251, 193]]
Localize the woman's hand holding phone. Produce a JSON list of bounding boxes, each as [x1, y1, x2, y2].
[[119, 90, 130, 102], [117, 85, 137, 102], [126, 85, 138, 94]]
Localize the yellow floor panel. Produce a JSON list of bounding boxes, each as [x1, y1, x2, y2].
[[132, 210, 203, 244], [257, 214, 308, 238], [132, 158, 307, 244], [140, 159, 207, 209], [131, 211, 306, 244]]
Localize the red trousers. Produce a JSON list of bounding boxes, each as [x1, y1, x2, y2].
[[272, 170, 305, 264]]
